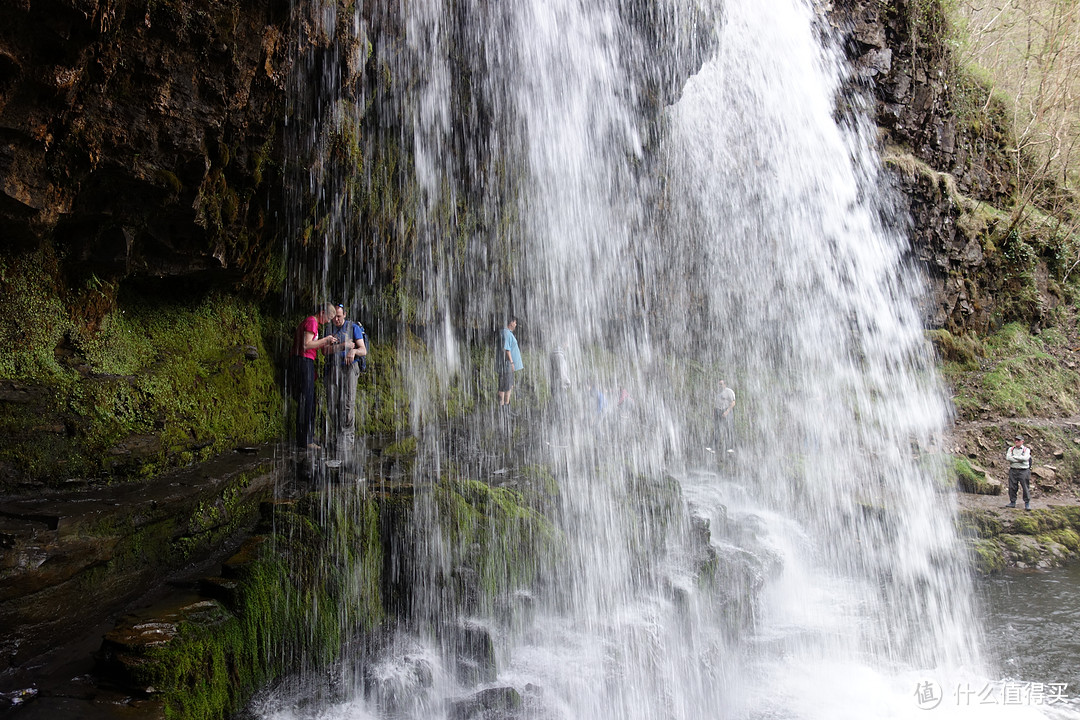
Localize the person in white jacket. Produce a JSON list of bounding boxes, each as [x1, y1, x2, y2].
[[1005, 435, 1032, 510]]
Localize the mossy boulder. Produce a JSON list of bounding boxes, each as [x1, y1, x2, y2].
[[1007, 509, 1064, 536], [1043, 528, 1080, 553], [998, 533, 1045, 567], [957, 508, 1004, 538], [952, 456, 1002, 495], [960, 502, 1080, 572], [449, 686, 523, 720]]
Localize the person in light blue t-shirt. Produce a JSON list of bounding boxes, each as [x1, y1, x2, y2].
[[498, 317, 522, 407]]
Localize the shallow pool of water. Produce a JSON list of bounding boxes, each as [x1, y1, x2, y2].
[[979, 562, 1080, 696]]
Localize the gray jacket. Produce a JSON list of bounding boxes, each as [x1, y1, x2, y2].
[[1006, 446, 1031, 470]]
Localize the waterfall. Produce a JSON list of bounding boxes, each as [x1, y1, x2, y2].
[[255, 0, 1071, 716]]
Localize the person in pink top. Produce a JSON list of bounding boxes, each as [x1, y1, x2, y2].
[[289, 303, 338, 449]]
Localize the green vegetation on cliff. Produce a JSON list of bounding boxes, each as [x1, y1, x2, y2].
[[93, 465, 573, 718], [75, 291, 281, 452], [0, 257, 281, 487], [875, 0, 1080, 344], [939, 321, 1080, 419]]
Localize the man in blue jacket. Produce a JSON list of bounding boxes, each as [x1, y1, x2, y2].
[[325, 304, 367, 444]]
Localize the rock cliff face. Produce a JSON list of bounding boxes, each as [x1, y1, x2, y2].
[[837, 0, 1013, 202], [1, 0, 1033, 341], [0, 0, 724, 488], [0, 0, 290, 291], [0, 0, 297, 490], [0, 0, 1037, 489], [834, 0, 1056, 335]]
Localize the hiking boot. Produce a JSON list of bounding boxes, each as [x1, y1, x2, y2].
[[1025, 503, 1031, 511], [1004, 503, 1016, 508]]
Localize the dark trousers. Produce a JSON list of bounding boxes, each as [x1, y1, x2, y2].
[[714, 411, 733, 451], [1008, 467, 1031, 504], [290, 356, 316, 447], [325, 362, 359, 436]]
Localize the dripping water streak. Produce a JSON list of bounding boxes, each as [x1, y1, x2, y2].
[[254, 0, 1080, 717]]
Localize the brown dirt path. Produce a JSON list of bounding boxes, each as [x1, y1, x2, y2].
[[949, 414, 1080, 507]]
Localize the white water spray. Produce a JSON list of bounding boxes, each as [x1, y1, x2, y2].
[[259, 0, 1080, 717]]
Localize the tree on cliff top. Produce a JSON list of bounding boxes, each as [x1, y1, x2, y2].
[[958, 0, 1080, 277]]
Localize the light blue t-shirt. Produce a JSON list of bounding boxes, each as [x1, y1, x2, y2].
[[502, 328, 523, 371]]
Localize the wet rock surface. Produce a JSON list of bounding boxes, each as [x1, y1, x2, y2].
[[449, 686, 524, 720], [830, 0, 1028, 333], [958, 491, 1080, 572], [0, 436, 432, 720], [448, 622, 498, 687], [0, 444, 277, 673], [0, 0, 290, 287], [0, 0, 1019, 341]]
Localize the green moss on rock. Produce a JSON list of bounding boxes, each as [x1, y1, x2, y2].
[[957, 508, 1004, 538], [961, 503, 1080, 570], [0, 287, 282, 487], [970, 538, 1005, 574], [356, 339, 409, 434], [1011, 513, 1043, 535], [1045, 528, 1080, 553], [951, 456, 1001, 494], [927, 328, 984, 369], [433, 475, 562, 604], [0, 250, 68, 381], [100, 489, 383, 720], [355, 332, 483, 436], [383, 435, 418, 458]]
